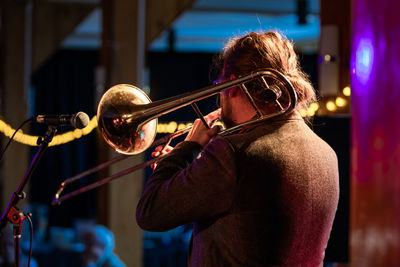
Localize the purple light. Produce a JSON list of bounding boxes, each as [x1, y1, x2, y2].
[[355, 38, 374, 84]]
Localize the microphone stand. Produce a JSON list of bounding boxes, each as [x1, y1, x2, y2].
[[0, 125, 57, 267]]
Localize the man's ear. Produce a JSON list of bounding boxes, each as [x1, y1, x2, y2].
[[228, 86, 241, 97], [227, 74, 241, 97]]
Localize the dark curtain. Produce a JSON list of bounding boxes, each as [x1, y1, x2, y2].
[[313, 116, 350, 262], [30, 49, 99, 227]]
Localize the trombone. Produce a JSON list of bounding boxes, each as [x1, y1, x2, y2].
[[52, 68, 298, 205]]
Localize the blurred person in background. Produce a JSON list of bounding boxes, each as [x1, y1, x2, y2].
[[80, 225, 125, 267]]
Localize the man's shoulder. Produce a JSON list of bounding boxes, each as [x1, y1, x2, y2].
[[220, 122, 278, 148]]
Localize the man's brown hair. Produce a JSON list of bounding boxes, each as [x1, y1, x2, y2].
[[219, 31, 316, 110]]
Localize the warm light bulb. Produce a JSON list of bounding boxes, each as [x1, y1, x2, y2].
[[324, 54, 332, 62], [326, 101, 337, 111], [299, 109, 307, 117], [167, 121, 178, 133], [335, 97, 347, 107], [309, 102, 319, 112], [307, 109, 316, 117], [343, 86, 351, 96]]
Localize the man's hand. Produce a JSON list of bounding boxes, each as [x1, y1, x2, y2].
[[151, 145, 174, 170], [185, 109, 221, 147]]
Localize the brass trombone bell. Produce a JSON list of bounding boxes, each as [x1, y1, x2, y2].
[[97, 84, 157, 155]]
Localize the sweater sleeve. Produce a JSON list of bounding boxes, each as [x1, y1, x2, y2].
[[136, 138, 237, 231]]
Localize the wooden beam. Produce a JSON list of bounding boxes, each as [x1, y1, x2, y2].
[[146, 0, 196, 47], [32, 0, 96, 72], [320, 0, 351, 91], [100, 0, 146, 266], [98, 1, 197, 265], [0, 0, 29, 212]]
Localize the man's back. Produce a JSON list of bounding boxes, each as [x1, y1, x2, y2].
[[189, 116, 339, 266], [136, 114, 339, 267]]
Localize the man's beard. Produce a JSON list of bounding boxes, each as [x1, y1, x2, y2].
[[221, 102, 236, 129]]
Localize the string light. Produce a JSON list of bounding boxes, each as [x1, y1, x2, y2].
[[299, 109, 308, 117], [326, 101, 337, 111], [0, 116, 98, 146], [343, 86, 351, 96], [0, 117, 198, 146], [309, 102, 319, 112], [157, 122, 196, 133], [178, 123, 190, 130], [307, 109, 316, 117], [335, 97, 347, 107], [2, 93, 351, 146]]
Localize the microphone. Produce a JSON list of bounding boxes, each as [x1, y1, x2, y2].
[[36, 112, 90, 129]]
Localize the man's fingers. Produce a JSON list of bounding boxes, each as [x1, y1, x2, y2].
[[163, 145, 173, 153], [151, 163, 157, 170], [210, 125, 222, 135], [205, 109, 221, 124], [154, 146, 163, 152], [192, 108, 221, 128], [152, 145, 174, 158]]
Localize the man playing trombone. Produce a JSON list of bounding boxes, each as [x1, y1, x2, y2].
[[136, 31, 339, 267]]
